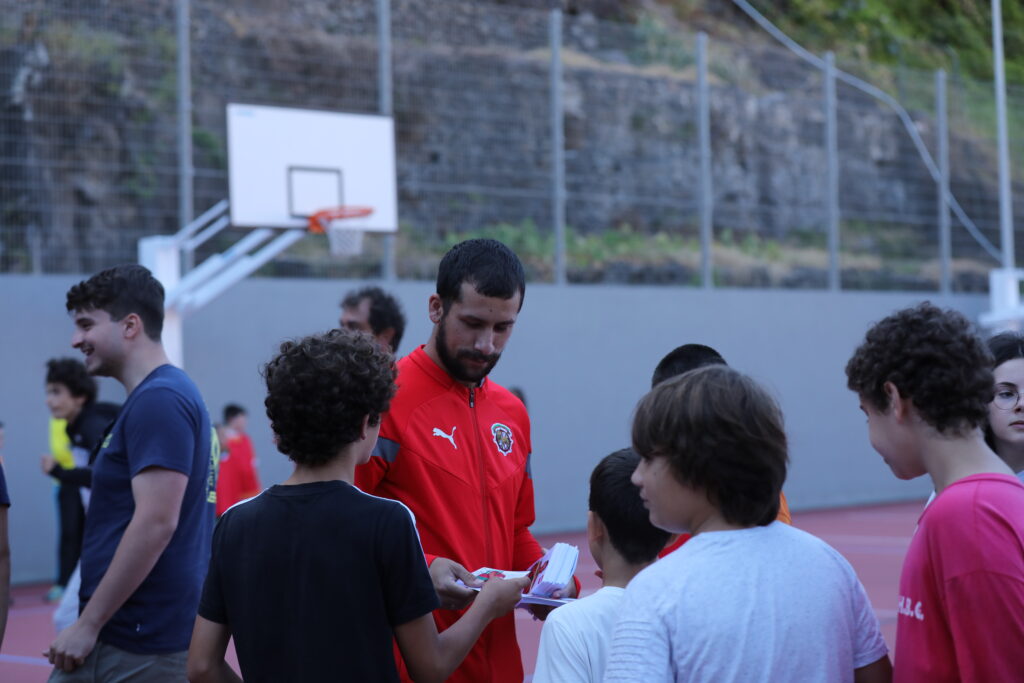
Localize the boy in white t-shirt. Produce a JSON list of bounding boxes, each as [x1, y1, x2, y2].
[[533, 449, 670, 683], [604, 366, 892, 683]]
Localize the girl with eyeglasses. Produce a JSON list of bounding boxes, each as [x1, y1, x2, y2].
[[986, 332, 1024, 483]]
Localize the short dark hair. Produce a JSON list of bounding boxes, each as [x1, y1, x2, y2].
[[46, 358, 97, 405], [223, 404, 246, 424], [651, 343, 726, 387], [632, 365, 788, 527], [846, 302, 993, 435], [263, 329, 397, 468], [340, 286, 406, 353], [589, 448, 671, 564], [436, 239, 526, 310], [66, 264, 165, 341]]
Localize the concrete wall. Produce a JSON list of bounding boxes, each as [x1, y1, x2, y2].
[[0, 274, 988, 583]]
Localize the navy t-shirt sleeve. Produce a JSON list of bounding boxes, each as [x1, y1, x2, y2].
[[197, 517, 227, 624], [379, 503, 440, 627], [124, 387, 197, 477], [0, 464, 9, 507]]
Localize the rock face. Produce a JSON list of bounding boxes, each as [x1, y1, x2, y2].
[[0, 0, 1005, 284]]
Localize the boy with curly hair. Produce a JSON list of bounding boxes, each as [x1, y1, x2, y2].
[[187, 329, 527, 683], [846, 302, 1024, 681]]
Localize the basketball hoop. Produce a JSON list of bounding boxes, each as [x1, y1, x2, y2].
[[308, 206, 374, 257]]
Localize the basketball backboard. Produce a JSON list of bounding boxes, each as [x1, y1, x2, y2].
[[226, 103, 398, 232]]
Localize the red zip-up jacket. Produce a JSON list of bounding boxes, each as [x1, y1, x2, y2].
[[355, 346, 544, 683]]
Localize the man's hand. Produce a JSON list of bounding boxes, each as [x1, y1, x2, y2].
[[46, 619, 99, 673], [40, 455, 56, 476], [45, 466, 187, 674], [525, 578, 578, 622], [429, 557, 482, 611]]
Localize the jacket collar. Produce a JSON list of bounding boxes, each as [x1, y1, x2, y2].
[[408, 345, 489, 398]]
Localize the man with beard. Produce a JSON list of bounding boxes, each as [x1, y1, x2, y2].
[[356, 238, 573, 683]]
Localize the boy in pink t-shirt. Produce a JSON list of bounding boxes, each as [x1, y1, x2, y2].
[[846, 303, 1024, 682]]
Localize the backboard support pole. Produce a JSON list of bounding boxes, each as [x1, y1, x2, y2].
[[139, 200, 305, 368]]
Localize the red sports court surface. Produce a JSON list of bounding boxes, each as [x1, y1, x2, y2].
[[1, 501, 920, 682]]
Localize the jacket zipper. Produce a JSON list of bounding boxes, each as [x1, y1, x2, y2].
[[469, 387, 493, 562]]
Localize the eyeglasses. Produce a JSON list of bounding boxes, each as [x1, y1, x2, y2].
[[993, 387, 1023, 411]]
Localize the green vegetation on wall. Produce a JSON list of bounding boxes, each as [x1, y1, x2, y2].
[[703, 0, 1024, 83]]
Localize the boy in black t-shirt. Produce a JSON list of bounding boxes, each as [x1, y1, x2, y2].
[[188, 329, 528, 683]]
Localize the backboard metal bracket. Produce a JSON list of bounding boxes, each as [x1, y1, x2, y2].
[[980, 267, 1024, 332], [138, 199, 306, 367]]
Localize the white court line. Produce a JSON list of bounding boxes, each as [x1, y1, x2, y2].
[[813, 534, 910, 545], [829, 545, 908, 555], [812, 533, 911, 554], [8, 604, 56, 616], [802, 505, 923, 518], [0, 654, 50, 667]]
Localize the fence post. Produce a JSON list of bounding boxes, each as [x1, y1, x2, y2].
[[377, 0, 396, 280], [993, 0, 1015, 271], [550, 8, 566, 285], [824, 51, 840, 291], [936, 69, 951, 295], [177, 0, 194, 270], [697, 32, 712, 289], [28, 224, 41, 274]]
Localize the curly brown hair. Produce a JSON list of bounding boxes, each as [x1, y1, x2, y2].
[[632, 365, 788, 527], [263, 329, 397, 467], [846, 302, 993, 435]]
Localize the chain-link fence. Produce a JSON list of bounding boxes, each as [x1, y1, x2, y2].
[[1, 0, 180, 273], [1, 0, 1020, 291]]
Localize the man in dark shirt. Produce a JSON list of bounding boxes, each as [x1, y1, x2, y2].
[[47, 265, 215, 681]]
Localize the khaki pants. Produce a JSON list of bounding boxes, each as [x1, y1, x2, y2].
[[48, 641, 187, 683]]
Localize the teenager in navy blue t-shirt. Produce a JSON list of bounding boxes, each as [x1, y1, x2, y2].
[[46, 265, 215, 681]]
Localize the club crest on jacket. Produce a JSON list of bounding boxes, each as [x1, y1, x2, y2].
[[491, 423, 514, 456]]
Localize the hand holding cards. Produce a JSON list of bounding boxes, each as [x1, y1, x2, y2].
[[464, 543, 579, 609]]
